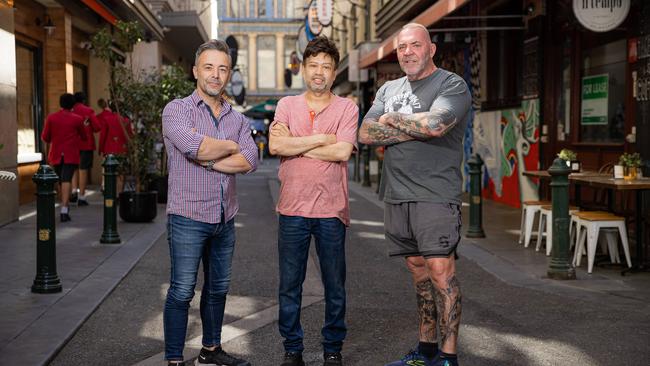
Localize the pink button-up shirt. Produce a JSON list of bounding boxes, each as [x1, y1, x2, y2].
[[275, 94, 358, 226]]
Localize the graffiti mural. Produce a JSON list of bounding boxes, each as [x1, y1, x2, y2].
[[472, 99, 540, 208]]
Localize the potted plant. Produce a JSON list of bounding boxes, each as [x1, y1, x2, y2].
[[557, 148, 580, 172], [619, 152, 642, 180], [148, 66, 194, 204], [91, 21, 192, 221]]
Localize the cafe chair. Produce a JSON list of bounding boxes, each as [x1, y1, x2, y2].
[[573, 211, 632, 274], [571, 211, 619, 263], [535, 205, 579, 256], [519, 200, 550, 248]]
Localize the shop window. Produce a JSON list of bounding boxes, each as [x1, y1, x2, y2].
[[557, 36, 572, 139], [258, 0, 270, 17], [285, 0, 300, 18], [230, 0, 247, 18], [257, 36, 276, 89], [483, 0, 523, 110], [73, 62, 88, 96], [579, 39, 626, 143], [16, 43, 43, 161]]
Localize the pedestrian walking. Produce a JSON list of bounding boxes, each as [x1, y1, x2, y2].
[[72, 91, 102, 206], [358, 23, 471, 366], [161, 39, 258, 366], [97, 98, 131, 193], [41, 93, 87, 222], [269, 36, 359, 366]]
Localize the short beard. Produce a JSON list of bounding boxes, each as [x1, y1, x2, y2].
[[202, 84, 223, 97], [308, 82, 329, 93]]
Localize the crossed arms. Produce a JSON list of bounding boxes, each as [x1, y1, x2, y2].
[[358, 107, 457, 146], [194, 134, 252, 174], [268, 122, 354, 162]]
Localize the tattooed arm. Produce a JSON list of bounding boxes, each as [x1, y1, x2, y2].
[[381, 107, 458, 140], [358, 117, 414, 146]]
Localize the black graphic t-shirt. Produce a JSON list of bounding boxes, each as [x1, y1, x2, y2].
[[363, 68, 471, 204]]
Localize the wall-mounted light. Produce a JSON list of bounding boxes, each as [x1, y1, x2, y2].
[[526, 3, 535, 15], [36, 15, 56, 37]]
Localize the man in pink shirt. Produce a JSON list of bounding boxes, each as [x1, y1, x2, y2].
[[269, 36, 358, 366]]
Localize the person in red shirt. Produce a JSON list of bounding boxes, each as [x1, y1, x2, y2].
[[41, 93, 87, 222], [72, 92, 103, 206], [97, 99, 132, 193]]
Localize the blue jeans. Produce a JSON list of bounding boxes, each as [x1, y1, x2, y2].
[[164, 214, 236, 361], [278, 215, 347, 354]]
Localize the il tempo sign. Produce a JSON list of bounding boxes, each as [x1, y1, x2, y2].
[[573, 0, 630, 32]]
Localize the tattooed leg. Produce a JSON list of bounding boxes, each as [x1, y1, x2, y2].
[[432, 274, 462, 353], [406, 256, 437, 343], [415, 278, 438, 342]]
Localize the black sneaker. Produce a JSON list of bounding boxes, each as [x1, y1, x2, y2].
[[77, 198, 89, 206], [60, 213, 71, 222], [323, 352, 342, 366], [195, 347, 250, 366], [70, 192, 78, 203], [281, 352, 305, 366]]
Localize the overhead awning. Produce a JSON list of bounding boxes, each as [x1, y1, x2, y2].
[[359, 0, 471, 68], [160, 11, 210, 63], [243, 99, 278, 120]]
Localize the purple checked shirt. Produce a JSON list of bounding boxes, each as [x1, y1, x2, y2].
[[162, 90, 258, 224]]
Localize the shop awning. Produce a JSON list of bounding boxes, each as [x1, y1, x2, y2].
[[243, 99, 278, 120], [359, 0, 471, 68]]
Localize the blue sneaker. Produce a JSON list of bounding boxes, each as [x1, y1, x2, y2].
[[384, 349, 435, 366], [432, 356, 458, 366]]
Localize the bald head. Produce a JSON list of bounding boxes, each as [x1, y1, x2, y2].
[[399, 23, 431, 41], [396, 23, 437, 80]]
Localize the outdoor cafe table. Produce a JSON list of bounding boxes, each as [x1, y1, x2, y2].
[[524, 170, 650, 274], [522, 170, 607, 205], [569, 176, 650, 274]]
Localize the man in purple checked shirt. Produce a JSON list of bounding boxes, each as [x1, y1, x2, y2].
[[161, 39, 258, 366]]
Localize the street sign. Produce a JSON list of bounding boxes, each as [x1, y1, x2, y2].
[[581, 74, 609, 125], [307, 1, 322, 36], [231, 69, 245, 106], [297, 25, 308, 60], [573, 0, 630, 32], [316, 0, 333, 26]]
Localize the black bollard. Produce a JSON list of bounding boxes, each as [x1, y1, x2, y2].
[[31, 164, 62, 293], [466, 154, 486, 238], [547, 157, 576, 280], [100, 155, 121, 244], [362, 145, 371, 187]]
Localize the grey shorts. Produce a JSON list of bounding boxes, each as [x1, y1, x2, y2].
[[384, 201, 462, 258]]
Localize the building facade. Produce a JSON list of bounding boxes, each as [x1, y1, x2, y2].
[[0, 0, 212, 226], [334, 0, 648, 213]]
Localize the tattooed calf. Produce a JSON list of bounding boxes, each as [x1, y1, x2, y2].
[[415, 278, 438, 342]]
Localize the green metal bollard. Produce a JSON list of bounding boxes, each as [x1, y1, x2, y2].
[[31, 164, 62, 293], [100, 155, 121, 244], [466, 154, 486, 238], [547, 157, 576, 280]]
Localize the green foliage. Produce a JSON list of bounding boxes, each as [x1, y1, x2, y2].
[[619, 152, 642, 168], [91, 21, 194, 191], [557, 149, 577, 161]]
